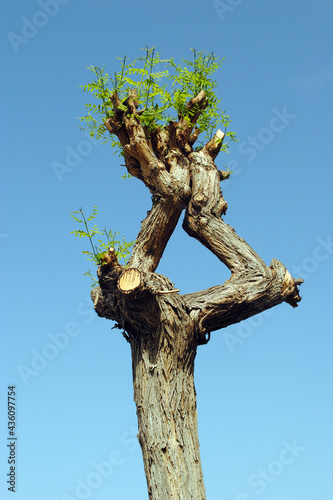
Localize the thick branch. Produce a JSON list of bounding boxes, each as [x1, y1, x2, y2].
[[183, 259, 302, 334], [183, 151, 268, 274], [182, 149, 303, 333], [128, 193, 187, 273], [125, 149, 191, 273], [106, 91, 184, 193], [104, 92, 195, 272]]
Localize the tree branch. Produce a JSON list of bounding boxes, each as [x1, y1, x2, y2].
[[104, 92, 198, 272], [182, 148, 303, 334], [183, 260, 302, 335], [176, 90, 208, 153], [203, 129, 225, 160], [128, 193, 187, 273]]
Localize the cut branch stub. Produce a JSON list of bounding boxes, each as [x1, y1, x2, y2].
[[118, 268, 143, 294], [204, 129, 225, 160], [176, 90, 209, 151], [101, 247, 123, 272]]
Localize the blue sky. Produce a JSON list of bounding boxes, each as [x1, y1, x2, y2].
[[1, 1, 333, 499]]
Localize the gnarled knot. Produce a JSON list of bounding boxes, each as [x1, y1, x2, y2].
[[192, 192, 208, 208], [149, 160, 165, 172]]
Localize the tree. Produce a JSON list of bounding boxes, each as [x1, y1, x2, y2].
[[75, 48, 303, 499]]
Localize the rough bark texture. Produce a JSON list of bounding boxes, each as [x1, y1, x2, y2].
[[91, 89, 303, 499], [130, 284, 205, 499], [92, 270, 206, 498]]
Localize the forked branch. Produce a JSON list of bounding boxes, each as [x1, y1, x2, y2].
[[182, 146, 303, 334], [100, 88, 302, 335]]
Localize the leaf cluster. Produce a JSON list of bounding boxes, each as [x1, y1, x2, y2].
[[79, 47, 236, 153], [70, 207, 134, 286]]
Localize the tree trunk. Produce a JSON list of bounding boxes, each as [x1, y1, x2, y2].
[[131, 320, 205, 499], [93, 268, 207, 498]]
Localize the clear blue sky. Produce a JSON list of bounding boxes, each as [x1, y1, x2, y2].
[[1, 1, 333, 499]]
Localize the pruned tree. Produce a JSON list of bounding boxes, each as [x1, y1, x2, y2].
[[75, 48, 303, 499]]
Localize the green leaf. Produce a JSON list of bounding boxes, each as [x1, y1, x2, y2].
[[70, 206, 134, 282]]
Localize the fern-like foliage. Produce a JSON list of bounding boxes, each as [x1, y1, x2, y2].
[[70, 207, 134, 286], [79, 47, 236, 154]]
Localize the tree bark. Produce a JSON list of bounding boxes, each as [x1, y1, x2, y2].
[[130, 291, 205, 499], [90, 89, 303, 499], [92, 270, 206, 499]]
